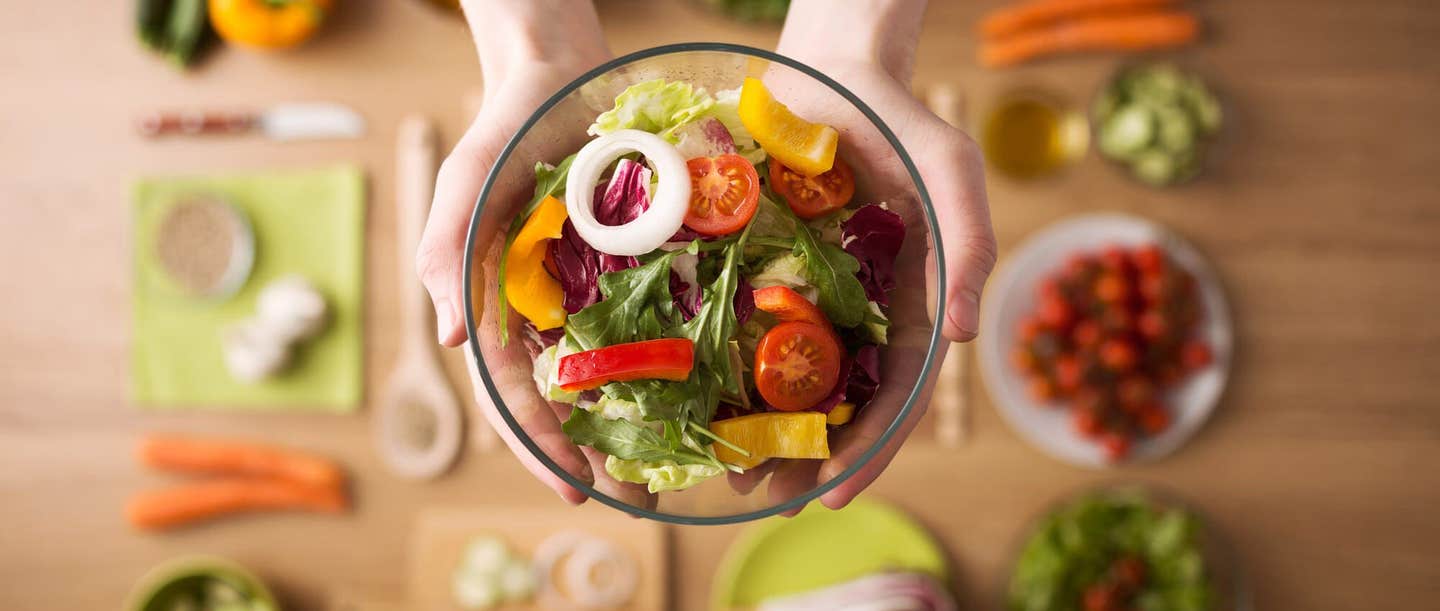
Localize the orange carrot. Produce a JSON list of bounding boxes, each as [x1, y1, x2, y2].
[[979, 11, 1200, 68], [126, 478, 348, 531], [139, 434, 345, 489], [979, 0, 1180, 39]]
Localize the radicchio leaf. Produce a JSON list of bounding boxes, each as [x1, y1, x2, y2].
[[734, 278, 755, 326], [841, 205, 906, 305], [548, 159, 655, 312]]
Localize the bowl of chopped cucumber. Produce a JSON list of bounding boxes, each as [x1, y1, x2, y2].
[[126, 556, 277, 611], [1093, 63, 1224, 188]]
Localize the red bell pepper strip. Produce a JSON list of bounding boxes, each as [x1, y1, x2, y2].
[[752, 286, 830, 328], [556, 338, 695, 392]]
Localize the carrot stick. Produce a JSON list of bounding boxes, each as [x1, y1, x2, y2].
[[979, 0, 1180, 39], [979, 11, 1200, 68], [126, 478, 348, 531], [139, 434, 345, 489]]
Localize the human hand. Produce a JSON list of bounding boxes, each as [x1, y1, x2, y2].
[[762, 0, 997, 513], [417, 0, 656, 508]]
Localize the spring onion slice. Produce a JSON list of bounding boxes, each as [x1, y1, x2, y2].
[[565, 129, 690, 256]]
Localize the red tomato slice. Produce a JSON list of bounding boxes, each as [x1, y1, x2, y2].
[[684, 154, 759, 236], [752, 286, 829, 327], [556, 338, 694, 392], [754, 322, 842, 412], [769, 156, 856, 219]]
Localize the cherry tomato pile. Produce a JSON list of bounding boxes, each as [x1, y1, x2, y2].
[[1011, 243, 1214, 461]]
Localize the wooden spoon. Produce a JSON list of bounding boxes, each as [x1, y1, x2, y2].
[[375, 115, 464, 479], [925, 84, 972, 448]]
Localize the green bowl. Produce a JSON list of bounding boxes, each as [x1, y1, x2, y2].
[[125, 556, 278, 611]]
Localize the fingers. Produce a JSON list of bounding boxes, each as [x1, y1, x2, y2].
[[464, 346, 593, 505], [417, 116, 508, 348], [816, 356, 941, 509], [726, 460, 779, 496], [916, 127, 997, 343], [768, 460, 823, 518]]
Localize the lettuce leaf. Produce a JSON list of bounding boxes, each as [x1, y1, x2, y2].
[[792, 215, 869, 328], [589, 79, 717, 140], [561, 406, 714, 466], [564, 246, 689, 352], [841, 204, 906, 305], [588, 80, 764, 163], [530, 343, 579, 403], [605, 455, 723, 493]]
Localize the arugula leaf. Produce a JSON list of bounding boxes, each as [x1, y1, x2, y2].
[[562, 407, 714, 466], [565, 247, 687, 352], [791, 213, 869, 328], [498, 154, 576, 346], [669, 224, 751, 424]]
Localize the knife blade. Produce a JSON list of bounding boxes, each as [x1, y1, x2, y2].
[[138, 102, 366, 141]]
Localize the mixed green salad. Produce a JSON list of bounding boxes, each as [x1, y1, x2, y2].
[[1009, 491, 1214, 611], [497, 76, 906, 493]]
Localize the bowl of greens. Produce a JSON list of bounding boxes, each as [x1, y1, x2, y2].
[[1093, 63, 1223, 187], [1006, 485, 1249, 611], [125, 556, 277, 611], [462, 44, 946, 524]]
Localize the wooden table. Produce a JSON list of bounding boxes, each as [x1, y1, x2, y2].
[[2, 1, 1436, 609]]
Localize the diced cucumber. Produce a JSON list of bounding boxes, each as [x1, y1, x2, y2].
[[1132, 64, 1185, 107], [1132, 151, 1180, 186], [1186, 85, 1224, 135], [1156, 106, 1197, 154], [1099, 105, 1157, 159], [1092, 88, 1122, 123]]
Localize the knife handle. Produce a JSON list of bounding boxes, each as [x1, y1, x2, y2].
[[137, 111, 257, 137]]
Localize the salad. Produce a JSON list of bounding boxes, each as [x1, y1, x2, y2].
[[1008, 491, 1214, 611], [497, 76, 906, 493]]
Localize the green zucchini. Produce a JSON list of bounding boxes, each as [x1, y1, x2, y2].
[[163, 0, 208, 67], [136, 0, 173, 51], [1132, 151, 1178, 186]]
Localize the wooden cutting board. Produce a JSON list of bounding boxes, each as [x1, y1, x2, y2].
[[409, 504, 668, 610]]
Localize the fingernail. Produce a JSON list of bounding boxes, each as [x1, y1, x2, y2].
[[434, 297, 455, 344], [948, 289, 980, 341], [579, 461, 594, 484]]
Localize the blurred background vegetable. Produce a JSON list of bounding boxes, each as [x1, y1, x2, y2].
[[136, 0, 215, 68], [208, 0, 332, 50]]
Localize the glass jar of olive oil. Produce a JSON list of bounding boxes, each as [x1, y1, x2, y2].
[[982, 91, 1089, 181]]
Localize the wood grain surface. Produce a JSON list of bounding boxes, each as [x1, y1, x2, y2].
[[0, 1, 1436, 610]]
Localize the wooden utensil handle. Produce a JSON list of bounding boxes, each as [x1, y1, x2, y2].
[[137, 111, 256, 137], [396, 116, 440, 360]]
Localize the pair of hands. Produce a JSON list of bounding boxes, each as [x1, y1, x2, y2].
[[417, 0, 995, 514]]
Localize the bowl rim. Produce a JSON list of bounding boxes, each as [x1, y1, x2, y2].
[[462, 42, 946, 525]]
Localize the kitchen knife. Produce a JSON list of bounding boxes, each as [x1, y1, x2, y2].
[[138, 102, 366, 141]]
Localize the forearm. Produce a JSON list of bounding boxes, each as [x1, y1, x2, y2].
[[461, 0, 609, 79], [779, 0, 927, 83]]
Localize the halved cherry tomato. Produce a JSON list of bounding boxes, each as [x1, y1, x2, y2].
[[556, 338, 694, 392], [768, 157, 856, 220], [684, 154, 759, 236], [752, 286, 829, 327], [754, 322, 842, 412]]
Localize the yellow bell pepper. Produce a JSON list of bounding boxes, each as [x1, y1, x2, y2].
[[209, 0, 332, 50], [826, 402, 855, 426], [737, 77, 838, 177], [504, 196, 568, 330], [711, 412, 830, 470]]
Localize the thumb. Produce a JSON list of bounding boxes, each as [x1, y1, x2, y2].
[[919, 129, 996, 343], [417, 119, 507, 347]]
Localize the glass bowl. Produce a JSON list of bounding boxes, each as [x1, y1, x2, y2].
[[462, 43, 946, 524]]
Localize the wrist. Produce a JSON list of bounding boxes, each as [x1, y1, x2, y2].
[[462, 0, 610, 80], [779, 0, 926, 83]]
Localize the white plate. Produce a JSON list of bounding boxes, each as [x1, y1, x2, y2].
[[977, 213, 1233, 467]]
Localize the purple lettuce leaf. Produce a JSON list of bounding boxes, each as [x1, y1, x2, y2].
[[811, 344, 883, 415], [547, 160, 656, 312], [841, 205, 906, 305], [734, 277, 755, 326]]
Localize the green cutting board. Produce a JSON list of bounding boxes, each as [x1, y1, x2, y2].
[[711, 498, 950, 610]]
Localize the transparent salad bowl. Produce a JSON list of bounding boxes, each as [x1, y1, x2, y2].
[[463, 43, 946, 524]]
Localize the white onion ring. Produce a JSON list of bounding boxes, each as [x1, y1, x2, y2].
[[563, 538, 638, 609], [565, 129, 691, 256], [531, 531, 638, 609]]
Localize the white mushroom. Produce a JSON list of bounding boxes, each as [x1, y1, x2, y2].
[[221, 319, 292, 383], [255, 275, 328, 343]]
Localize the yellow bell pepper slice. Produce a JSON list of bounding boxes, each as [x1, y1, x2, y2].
[[503, 196, 568, 330], [738, 77, 838, 177], [711, 411, 830, 470], [826, 402, 855, 426]]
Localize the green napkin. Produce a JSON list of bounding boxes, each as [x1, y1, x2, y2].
[[132, 165, 365, 411]]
